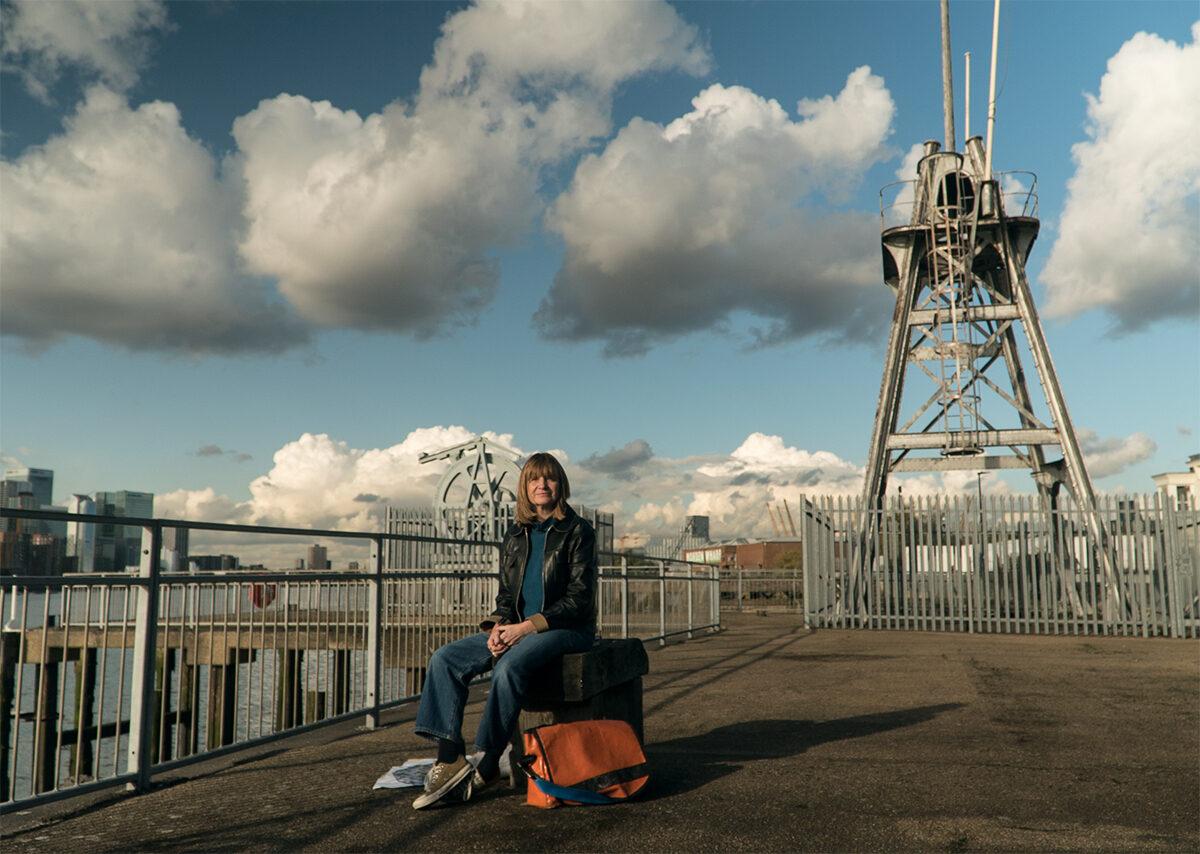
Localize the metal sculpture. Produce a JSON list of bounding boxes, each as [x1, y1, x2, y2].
[[419, 436, 521, 541]]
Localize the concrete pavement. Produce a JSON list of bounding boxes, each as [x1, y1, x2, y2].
[[3, 613, 1197, 852]]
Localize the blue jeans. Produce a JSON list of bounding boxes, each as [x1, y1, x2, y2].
[[415, 628, 594, 752]]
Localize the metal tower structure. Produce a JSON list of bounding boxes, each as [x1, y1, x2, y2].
[[863, 136, 1098, 505], [863, 2, 1098, 510], [858, 0, 1127, 618]]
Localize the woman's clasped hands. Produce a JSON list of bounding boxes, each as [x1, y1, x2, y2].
[[487, 620, 536, 657]]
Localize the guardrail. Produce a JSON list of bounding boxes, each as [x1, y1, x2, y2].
[[0, 509, 718, 811], [720, 568, 803, 613], [799, 493, 1199, 637]]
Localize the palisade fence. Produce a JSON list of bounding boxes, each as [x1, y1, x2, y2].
[[799, 493, 1200, 638], [0, 508, 717, 811]]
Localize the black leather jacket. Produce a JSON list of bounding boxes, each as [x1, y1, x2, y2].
[[483, 506, 597, 635]]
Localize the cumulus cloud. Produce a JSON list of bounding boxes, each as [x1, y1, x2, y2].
[[3, 1, 706, 353], [0, 87, 305, 353], [885, 142, 925, 226], [1041, 22, 1200, 330], [0, 0, 169, 101], [580, 440, 654, 480], [234, 431, 571, 533], [1078, 428, 1157, 479], [572, 432, 866, 541], [156, 486, 249, 524], [244, 426, 522, 530], [537, 69, 896, 355], [153, 425, 1080, 559], [232, 0, 708, 335]]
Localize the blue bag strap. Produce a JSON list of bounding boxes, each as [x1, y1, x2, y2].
[[532, 777, 618, 805]]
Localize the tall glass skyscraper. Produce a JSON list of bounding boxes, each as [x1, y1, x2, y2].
[[67, 494, 97, 573], [94, 490, 154, 571], [3, 466, 53, 508]]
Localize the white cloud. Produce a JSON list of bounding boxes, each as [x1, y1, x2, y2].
[[245, 427, 523, 530], [537, 69, 896, 355], [1041, 22, 1200, 330], [2, 1, 707, 353], [232, 0, 708, 335], [884, 142, 925, 226], [0, 87, 305, 353], [422, 0, 708, 97], [156, 487, 249, 525], [1078, 429, 1157, 479], [170, 427, 522, 532], [571, 433, 866, 541], [230, 93, 532, 333], [0, 0, 169, 101]]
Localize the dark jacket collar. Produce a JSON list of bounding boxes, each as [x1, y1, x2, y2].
[[521, 504, 577, 533]]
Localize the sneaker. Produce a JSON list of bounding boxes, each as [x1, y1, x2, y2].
[[470, 747, 514, 791], [412, 757, 475, 810]]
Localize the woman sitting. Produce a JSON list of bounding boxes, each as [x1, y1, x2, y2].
[[412, 451, 596, 809]]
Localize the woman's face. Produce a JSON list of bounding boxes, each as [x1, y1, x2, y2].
[[526, 472, 559, 511]]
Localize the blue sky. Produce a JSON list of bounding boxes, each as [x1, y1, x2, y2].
[[1, 0, 1197, 543]]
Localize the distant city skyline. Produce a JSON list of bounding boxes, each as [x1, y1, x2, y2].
[[1, 1, 1197, 544]]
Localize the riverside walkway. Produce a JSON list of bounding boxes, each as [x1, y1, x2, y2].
[[3, 613, 1197, 852]]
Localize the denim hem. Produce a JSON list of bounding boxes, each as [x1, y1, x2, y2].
[[414, 726, 459, 743]]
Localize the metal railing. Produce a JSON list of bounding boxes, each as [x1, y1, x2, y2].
[[597, 556, 721, 643], [878, 169, 1039, 226], [800, 493, 1200, 638], [720, 568, 804, 613], [0, 509, 719, 811]]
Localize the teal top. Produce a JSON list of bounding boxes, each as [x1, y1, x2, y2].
[[520, 516, 555, 618]]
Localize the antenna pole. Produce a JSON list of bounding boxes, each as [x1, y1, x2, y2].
[[984, 0, 1001, 179], [940, 0, 956, 151], [964, 51, 971, 139]]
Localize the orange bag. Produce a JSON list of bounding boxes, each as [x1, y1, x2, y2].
[[518, 720, 649, 808]]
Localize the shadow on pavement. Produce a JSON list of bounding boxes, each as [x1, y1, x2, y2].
[[644, 703, 964, 799]]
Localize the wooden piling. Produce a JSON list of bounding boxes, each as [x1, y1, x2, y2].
[[70, 649, 97, 782], [304, 691, 325, 725], [275, 650, 303, 731], [178, 660, 197, 758], [33, 662, 59, 793], [331, 650, 351, 716], [207, 658, 237, 749], [0, 633, 17, 801], [404, 666, 426, 698]]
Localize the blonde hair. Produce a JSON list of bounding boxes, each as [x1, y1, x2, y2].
[[515, 452, 571, 525]]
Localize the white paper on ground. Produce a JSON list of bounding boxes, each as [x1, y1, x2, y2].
[[373, 758, 434, 790], [373, 745, 512, 790]]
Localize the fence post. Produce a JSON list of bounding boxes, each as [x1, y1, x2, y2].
[[1161, 495, 1183, 639], [658, 560, 666, 646], [127, 522, 162, 792], [621, 556, 629, 640], [801, 495, 811, 628], [365, 536, 383, 729], [737, 566, 743, 611], [686, 563, 694, 639], [705, 563, 715, 628]]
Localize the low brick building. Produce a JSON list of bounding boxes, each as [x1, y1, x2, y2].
[[684, 538, 803, 569]]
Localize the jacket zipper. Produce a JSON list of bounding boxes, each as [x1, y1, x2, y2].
[[514, 527, 529, 621], [515, 517, 563, 622]]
